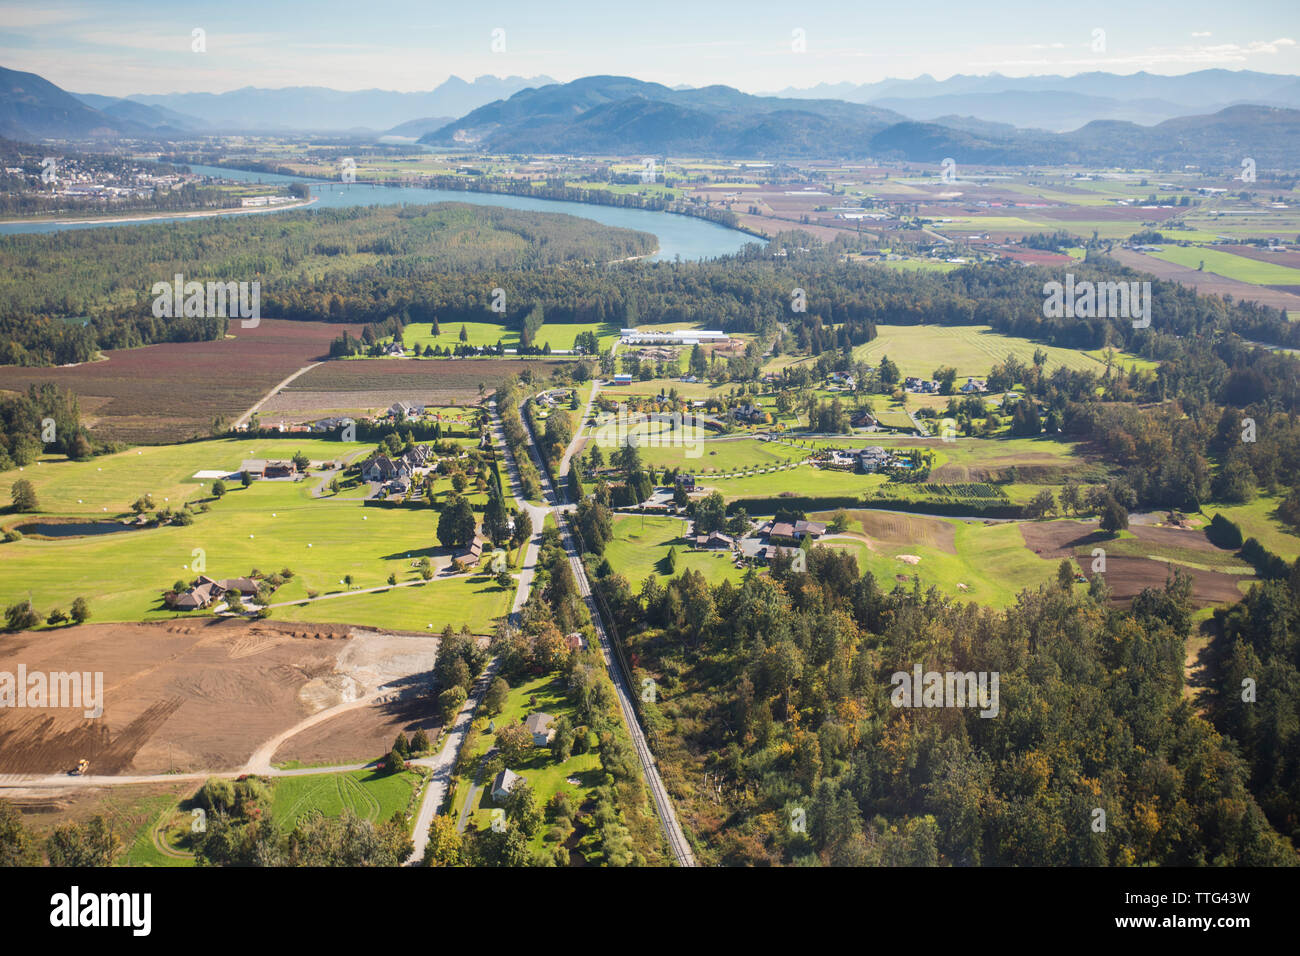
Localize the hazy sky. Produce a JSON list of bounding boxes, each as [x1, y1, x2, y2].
[[2, 0, 1297, 95]]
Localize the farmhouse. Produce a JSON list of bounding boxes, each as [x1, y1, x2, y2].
[[611, 374, 633, 385], [169, 574, 259, 610], [263, 460, 297, 479], [761, 519, 827, 542], [524, 713, 555, 746], [691, 531, 735, 550], [491, 769, 523, 802]]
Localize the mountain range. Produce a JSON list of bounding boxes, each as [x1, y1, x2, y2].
[[764, 70, 1300, 131], [123, 74, 554, 133], [419, 75, 1300, 169], [0, 67, 552, 139], [3, 65, 1298, 170]]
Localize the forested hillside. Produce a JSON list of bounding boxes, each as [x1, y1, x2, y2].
[[0, 202, 655, 365], [593, 544, 1298, 865]]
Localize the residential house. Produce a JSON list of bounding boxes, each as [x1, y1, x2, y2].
[[491, 769, 523, 802], [387, 401, 424, 420], [691, 531, 735, 550], [765, 519, 826, 542], [851, 410, 878, 428], [524, 713, 555, 746], [263, 460, 297, 479], [859, 446, 894, 473], [675, 474, 696, 492], [565, 632, 587, 651], [453, 533, 484, 567], [362, 454, 412, 483]]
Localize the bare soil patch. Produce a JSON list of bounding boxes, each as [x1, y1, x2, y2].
[[271, 695, 442, 767], [1082, 556, 1247, 607], [0, 618, 439, 775]]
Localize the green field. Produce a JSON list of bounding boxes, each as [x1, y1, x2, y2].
[[853, 324, 1105, 379], [603, 514, 747, 586], [270, 769, 420, 828], [814, 514, 1059, 608], [455, 672, 604, 857], [1150, 246, 1300, 286], [1208, 495, 1300, 562], [631, 437, 809, 473], [392, 320, 620, 354], [0, 440, 511, 633]]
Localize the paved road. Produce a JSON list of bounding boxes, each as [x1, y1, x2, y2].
[[406, 659, 499, 864], [516, 386, 697, 867]]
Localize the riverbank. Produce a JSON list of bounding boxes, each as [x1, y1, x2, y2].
[[0, 197, 317, 228]]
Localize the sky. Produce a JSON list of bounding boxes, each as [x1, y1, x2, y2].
[[1, 0, 1297, 96]]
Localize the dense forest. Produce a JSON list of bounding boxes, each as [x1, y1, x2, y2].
[[587, 541, 1299, 865], [0, 203, 656, 365]]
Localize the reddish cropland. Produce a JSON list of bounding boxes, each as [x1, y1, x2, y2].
[[0, 319, 360, 444]]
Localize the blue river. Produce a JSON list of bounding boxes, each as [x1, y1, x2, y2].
[[0, 163, 760, 261]]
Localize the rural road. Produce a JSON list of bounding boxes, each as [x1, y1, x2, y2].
[[405, 659, 499, 864], [235, 360, 324, 428], [517, 381, 697, 867]]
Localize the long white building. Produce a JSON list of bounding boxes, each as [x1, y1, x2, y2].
[[620, 328, 729, 346]]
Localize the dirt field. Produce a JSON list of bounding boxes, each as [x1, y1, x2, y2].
[[287, 358, 566, 398], [0, 619, 440, 775], [257, 387, 479, 425], [0, 319, 360, 444], [271, 694, 442, 767], [1019, 520, 1249, 606]]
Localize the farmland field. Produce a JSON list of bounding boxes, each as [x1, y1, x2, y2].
[[852, 324, 1104, 379], [1149, 246, 1300, 286], [288, 358, 566, 399], [393, 320, 620, 353], [0, 319, 360, 444], [0, 440, 512, 633]]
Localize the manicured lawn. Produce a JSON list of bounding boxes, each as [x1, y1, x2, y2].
[[270, 768, 420, 828], [0, 444, 510, 633], [273, 574, 512, 634], [3, 437, 366, 516], [633, 437, 808, 473], [459, 673, 603, 857], [603, 514, 747, 586]]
